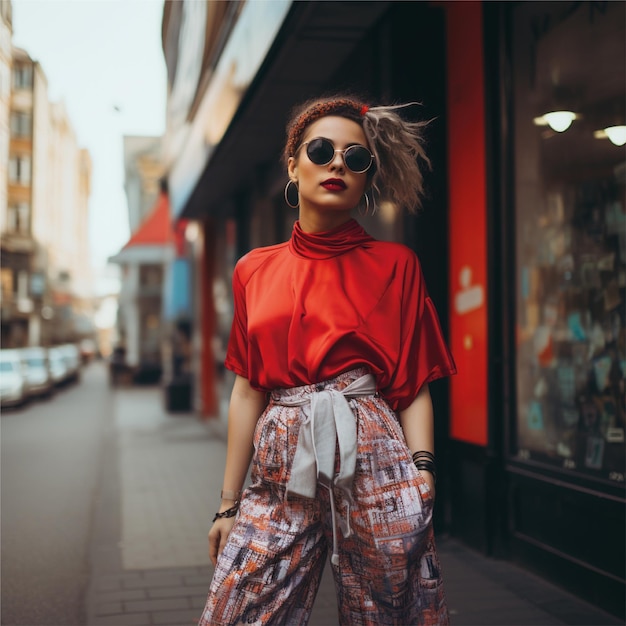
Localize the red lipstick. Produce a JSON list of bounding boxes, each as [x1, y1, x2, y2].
[[321, 178, 346, 191]]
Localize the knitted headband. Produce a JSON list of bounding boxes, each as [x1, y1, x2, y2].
[[284, 98, 369, 163]]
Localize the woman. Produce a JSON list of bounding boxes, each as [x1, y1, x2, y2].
[[198, 96, 456, 626]]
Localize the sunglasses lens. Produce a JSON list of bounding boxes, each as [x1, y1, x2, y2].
[[344, 145, 372, 173], [306, 138, 335, 165], [305, 138, 373, 172]]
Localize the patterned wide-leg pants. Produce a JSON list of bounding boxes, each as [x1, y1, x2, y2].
[[198, 369, 449, 626]]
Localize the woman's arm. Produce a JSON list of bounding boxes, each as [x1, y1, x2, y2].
[[398, 383, 436, 495], [208, 374, 267, 565]]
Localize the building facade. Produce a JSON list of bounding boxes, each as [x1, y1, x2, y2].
[[124, 135, 164, 233], [1, 46, 43, 347], [33, 102, 94, 344], [161, 0, 625, 617], [0, 0, 11, 232], [110, 137, 169, 384], [1, 45, 94, 348]]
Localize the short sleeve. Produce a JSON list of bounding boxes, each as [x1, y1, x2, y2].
[[383, 253, 457, 411], [224, 263, 249, 378]]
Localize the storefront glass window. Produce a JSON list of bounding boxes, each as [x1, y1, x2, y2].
[[512, 1, 625, 485]]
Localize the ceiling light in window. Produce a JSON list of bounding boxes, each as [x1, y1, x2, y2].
[[595, 125, 626, 147], [533, 111, 578, 133]]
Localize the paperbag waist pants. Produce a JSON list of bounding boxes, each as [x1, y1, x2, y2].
[[198, 368, 448, 626]]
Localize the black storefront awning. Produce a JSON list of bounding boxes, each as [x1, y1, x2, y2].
[[180, 1, 391, 220]]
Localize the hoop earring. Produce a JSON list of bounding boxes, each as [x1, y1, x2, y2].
[[358, 192, 370, 217], [284, 180, 299, 208]]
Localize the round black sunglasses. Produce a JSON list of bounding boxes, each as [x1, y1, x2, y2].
[[296, 137, 375, 174]]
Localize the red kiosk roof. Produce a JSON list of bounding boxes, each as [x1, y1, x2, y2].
[[124, 191, 171, 249]]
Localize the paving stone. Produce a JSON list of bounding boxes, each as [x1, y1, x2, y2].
[[451, 608, 561, 626], [97, 589, 148, 603], [181, 574, 212, 587], [91, 613, 151, 625], [116, 390, 223, 571], [148, 585, 209, 599], [151, 608, 202, 625], [96, 578, 121, 592], [95, 572, 143, 592], [124, 574, 184, 589], [95, 601, 124, 616], [125, 597, 190, 613], [145, 566, 202, 577], [191, 595, 208, 609]]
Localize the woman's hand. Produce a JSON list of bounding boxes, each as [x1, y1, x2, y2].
[[208, 376, 267, 566], [208, 516, 237, 566]]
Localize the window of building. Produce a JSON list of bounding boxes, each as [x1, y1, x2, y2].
[[0, 268, 13, 301], [18, 203, 30, 234], [17, 270, 28, 298], [6, 203, 30, 234], [8, 155, 31, 185], [0, 64, 10, 99], [13, 65, 32, 90], [6, 204, 17, 232], [511, 2, 625, 486], [10, 111, 32, 137], [140, 264, 163, 288]]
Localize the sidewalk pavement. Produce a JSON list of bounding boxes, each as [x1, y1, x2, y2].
[[86, 381, 621, 626]]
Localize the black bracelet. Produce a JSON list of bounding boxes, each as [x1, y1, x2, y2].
[[414, 460, 437, 481], [212, 504, 239, 523], [412, 450, 435, 464], [412, 450, 437, 484]]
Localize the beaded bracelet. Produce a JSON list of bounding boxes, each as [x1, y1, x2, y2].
[[212, 489, 243, 523], [212, 504, 239, 523]]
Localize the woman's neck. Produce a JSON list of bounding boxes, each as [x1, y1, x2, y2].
[[298, 208, 354, 233]]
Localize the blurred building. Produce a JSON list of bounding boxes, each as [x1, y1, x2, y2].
[[1, 46, 44, 347], [92, 263, 123, 360], [161, 0, 625, 618], [124, 135, 164, 233], [0, 44, 94, 348], [0, 0, 11, 230], [109, 137, 169, 384], [33, 102, 94, 345]]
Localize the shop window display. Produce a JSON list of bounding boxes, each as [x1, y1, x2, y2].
[[512, 1, 625, 485]]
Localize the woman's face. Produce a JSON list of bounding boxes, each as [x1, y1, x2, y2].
[[288, 116, 369, 226]]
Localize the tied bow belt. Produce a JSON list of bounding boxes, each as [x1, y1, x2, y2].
[[272, 372, 377, 565]]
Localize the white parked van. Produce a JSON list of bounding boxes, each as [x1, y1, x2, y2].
[[48, 347, 68, 386], [0, 349, 27, 407], [57, 344, 81, 383], [20, 347, 54, 398]]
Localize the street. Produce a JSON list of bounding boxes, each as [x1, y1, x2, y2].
[[1, 363, 112, 626]]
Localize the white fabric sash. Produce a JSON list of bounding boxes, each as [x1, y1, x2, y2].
[[273, 372, 377, 565]]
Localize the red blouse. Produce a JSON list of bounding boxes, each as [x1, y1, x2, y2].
[[225, 218, 456, 411]]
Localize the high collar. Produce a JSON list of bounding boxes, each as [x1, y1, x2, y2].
[[289, 219, 374, 259]]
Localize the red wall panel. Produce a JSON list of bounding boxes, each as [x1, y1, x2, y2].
[[201, 221, 218, 417], [445, 1, 488, 446]]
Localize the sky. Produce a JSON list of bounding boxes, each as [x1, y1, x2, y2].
[[11, 0, 167, 289]]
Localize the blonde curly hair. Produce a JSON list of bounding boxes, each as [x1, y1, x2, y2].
[[284, 96, 431, 213]]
